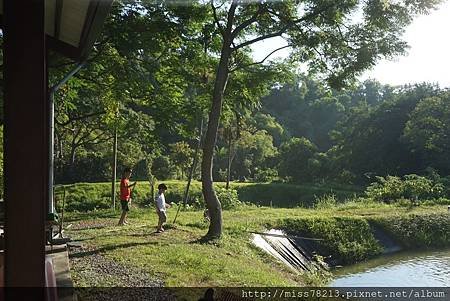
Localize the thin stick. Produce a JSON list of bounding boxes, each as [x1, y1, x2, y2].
[[173, 117, 203, 224]]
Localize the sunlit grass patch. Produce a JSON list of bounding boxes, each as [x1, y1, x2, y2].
[[66, 204, 449, 287]]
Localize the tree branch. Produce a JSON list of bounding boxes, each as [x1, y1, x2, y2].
[[56, 110, 106, 127], [232, 2, 336, 51], [293, 22, 334, 74], [226, 0, 238, 34], [79, 131, 111, 147], [211, 1, 225, 37], [319, 11, 358, 51], [233, 28, 287, 51], [231, 3, 265, 39], [229, 44, 291, 72], [74, 74, 110, 88]]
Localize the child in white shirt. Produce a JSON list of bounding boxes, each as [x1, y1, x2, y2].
[[155, 183, 170, 232]]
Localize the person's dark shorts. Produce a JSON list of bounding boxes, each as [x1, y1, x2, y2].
[[157, 210, 167, 223], [120, 200, 129, 212]]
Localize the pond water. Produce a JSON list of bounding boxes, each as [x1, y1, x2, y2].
[[330, 249, 450, 287]]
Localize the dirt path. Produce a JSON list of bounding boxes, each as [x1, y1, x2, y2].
[[68, 243, 179, 300]]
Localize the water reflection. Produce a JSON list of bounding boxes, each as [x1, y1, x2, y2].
[[330, 249, 450, 287]]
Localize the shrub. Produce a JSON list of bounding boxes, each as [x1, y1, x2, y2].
[[365, 176, 403, 202], [163, 182, 203, 207], [403, 174, 443, 199], [365, 174, 444, 203], [254, 168, 278, 182], [216, 187, 241, 210], [435, 175, 450, 198], [313, 194, 337, 209], [278, 217, 382, 264]]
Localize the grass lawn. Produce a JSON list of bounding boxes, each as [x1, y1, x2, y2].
[[54, 180, 362, 212], [64, 202, 449, 287]]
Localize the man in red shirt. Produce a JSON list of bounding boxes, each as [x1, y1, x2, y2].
[[118, 167, 136, 226]]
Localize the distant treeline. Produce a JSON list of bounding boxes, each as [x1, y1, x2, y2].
[[51, 78, 449, 186]]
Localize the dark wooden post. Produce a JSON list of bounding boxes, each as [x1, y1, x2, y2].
[[4, 0, 48, 293]]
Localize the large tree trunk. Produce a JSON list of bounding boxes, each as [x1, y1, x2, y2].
[[201, 44, 232, 239]]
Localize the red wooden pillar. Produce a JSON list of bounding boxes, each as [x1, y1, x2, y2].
[[3, 0, 48, 296]]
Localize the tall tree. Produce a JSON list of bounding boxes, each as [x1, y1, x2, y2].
[[278, 137, 318, 182], [332, 83, 439, 180], [202, 0, 441, 238], [51, 1, 215, 183], [403, 92, 450, 174]]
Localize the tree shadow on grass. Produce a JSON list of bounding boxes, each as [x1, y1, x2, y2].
[[72, 225, 110, 231], [68, 228, 164, 241], [127, 232, 163, 238], [69, 241, 158, 258], [183, 222, 208, 230], [190, 235, 221, 246]]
